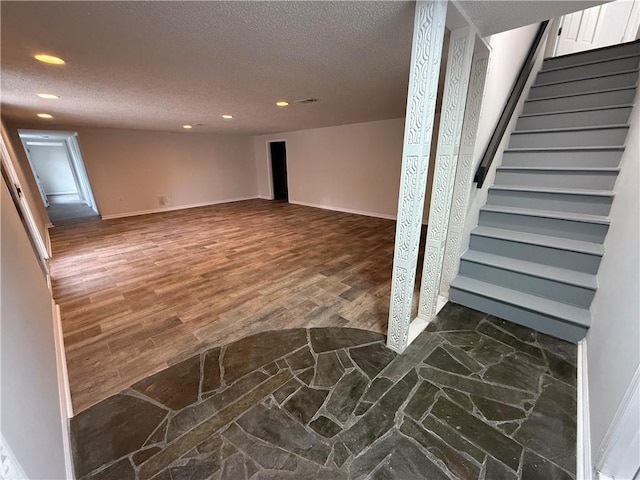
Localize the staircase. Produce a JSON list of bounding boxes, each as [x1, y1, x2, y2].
[[450, 40, 640, 343]]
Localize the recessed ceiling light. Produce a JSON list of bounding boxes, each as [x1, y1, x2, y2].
[[276, 101, 289, 107], [37, 93, 60, 99], [34, 54, 65, 65], [182, 124, 193, 129], [222, 115, 233, 119], [37, 113, 54, 119]]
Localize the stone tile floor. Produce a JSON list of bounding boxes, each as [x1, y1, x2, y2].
[[70, 303, 577, 479]]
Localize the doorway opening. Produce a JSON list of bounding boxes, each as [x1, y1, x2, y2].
[[269, 141, 289, 201], [19, 129, 99, 225]]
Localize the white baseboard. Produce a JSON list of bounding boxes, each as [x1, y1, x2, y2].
[[52, 302, 75, 479], [100, 196, 260, 220], [0, 434, 28, 480], [289, 200, 397, 221], [595, 365, 640, 480], [577, 338, 593, 480], [257, 195, 273, 200]]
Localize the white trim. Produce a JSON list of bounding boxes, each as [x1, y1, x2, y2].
[[0, 129, 50, 261], [257, 195, 272, 200], [45, 224, 53, 258], [418, 25, 476, 321], [100, 196, 259, 220], [289, 200, 397, 221], [47, 191, 78, 196], [595, 365, 640, 480], [0, 434, 28, 480], [407, 295, 448, 344], [387, 0, 447, 353], [577, 338, 593, 480], [439, 49, 489, 297], [51, 303, 75, 479]]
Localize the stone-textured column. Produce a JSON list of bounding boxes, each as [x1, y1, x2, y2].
[[418, 26, 476, 321], [387, 0, 447, 353], [440, 51, 489, 297]]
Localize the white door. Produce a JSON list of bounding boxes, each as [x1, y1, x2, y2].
[[554, 0, 640, 57], [25, 147, 51, 207], [555, 4, 607, 56]]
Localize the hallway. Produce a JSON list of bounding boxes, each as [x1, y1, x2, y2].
[[47, 193, 99, 226]]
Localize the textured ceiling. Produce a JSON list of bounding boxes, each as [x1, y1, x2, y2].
[[1, 1, 415, 135], [1, 1, 609, 135]]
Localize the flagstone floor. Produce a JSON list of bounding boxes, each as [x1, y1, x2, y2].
[[70, 303, 577, 480]]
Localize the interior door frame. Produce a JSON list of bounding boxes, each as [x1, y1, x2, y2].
[[18, 129, 100, 215], [0, 130, 50, 261], [267, 139, 288, 201]]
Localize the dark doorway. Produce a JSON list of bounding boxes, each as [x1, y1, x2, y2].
[[270, 141, 288, 201]]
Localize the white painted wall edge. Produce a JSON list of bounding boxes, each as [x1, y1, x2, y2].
[[0, 434, 28, 480], [595, 364, 640, 479], [100, 197, 260, 220], [577, 338, 593, 480], [289, 200, 397, 221], [52, 303, 75, 479]]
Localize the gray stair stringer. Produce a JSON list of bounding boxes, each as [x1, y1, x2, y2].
[[449, 41, 638, 342]]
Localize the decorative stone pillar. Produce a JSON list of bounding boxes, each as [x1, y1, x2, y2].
[[418, 26, 477, 321], [387, 0, 447, 353], [440, 51, 489, 297]]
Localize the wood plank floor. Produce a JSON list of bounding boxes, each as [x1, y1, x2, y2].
[[50, 200, 423, 413]]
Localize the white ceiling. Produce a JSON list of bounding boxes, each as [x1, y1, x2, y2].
[[1, 1, 607, 136]]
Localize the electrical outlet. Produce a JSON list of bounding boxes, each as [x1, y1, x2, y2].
[[158, 195, 171, 206]]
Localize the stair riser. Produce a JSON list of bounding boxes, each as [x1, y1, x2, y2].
[[494, 170, 618, 190], [449, 291, 587, 343], [509, 128, 628, 149], [516, 107, 633, 130], [542, 43, 640, 70], [479, 210, 609, 243], [530, 71, 638, 98], [536, 56, 640, 84], [459, 260, 595, 308], [487, 190, 612, 215], [501, 150, 623, 168], [522, 89, 636, 115], [469, 234, 602, 274]]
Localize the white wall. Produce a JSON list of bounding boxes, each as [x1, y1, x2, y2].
[[1, 180, 68, 479], [74, 126, 258, 218], [459, 23, 542, 253], [587, 94, 640, 460], [28, 143, 78, 195], [254, 118, 407, 220], [8, 124, 258, 219]]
